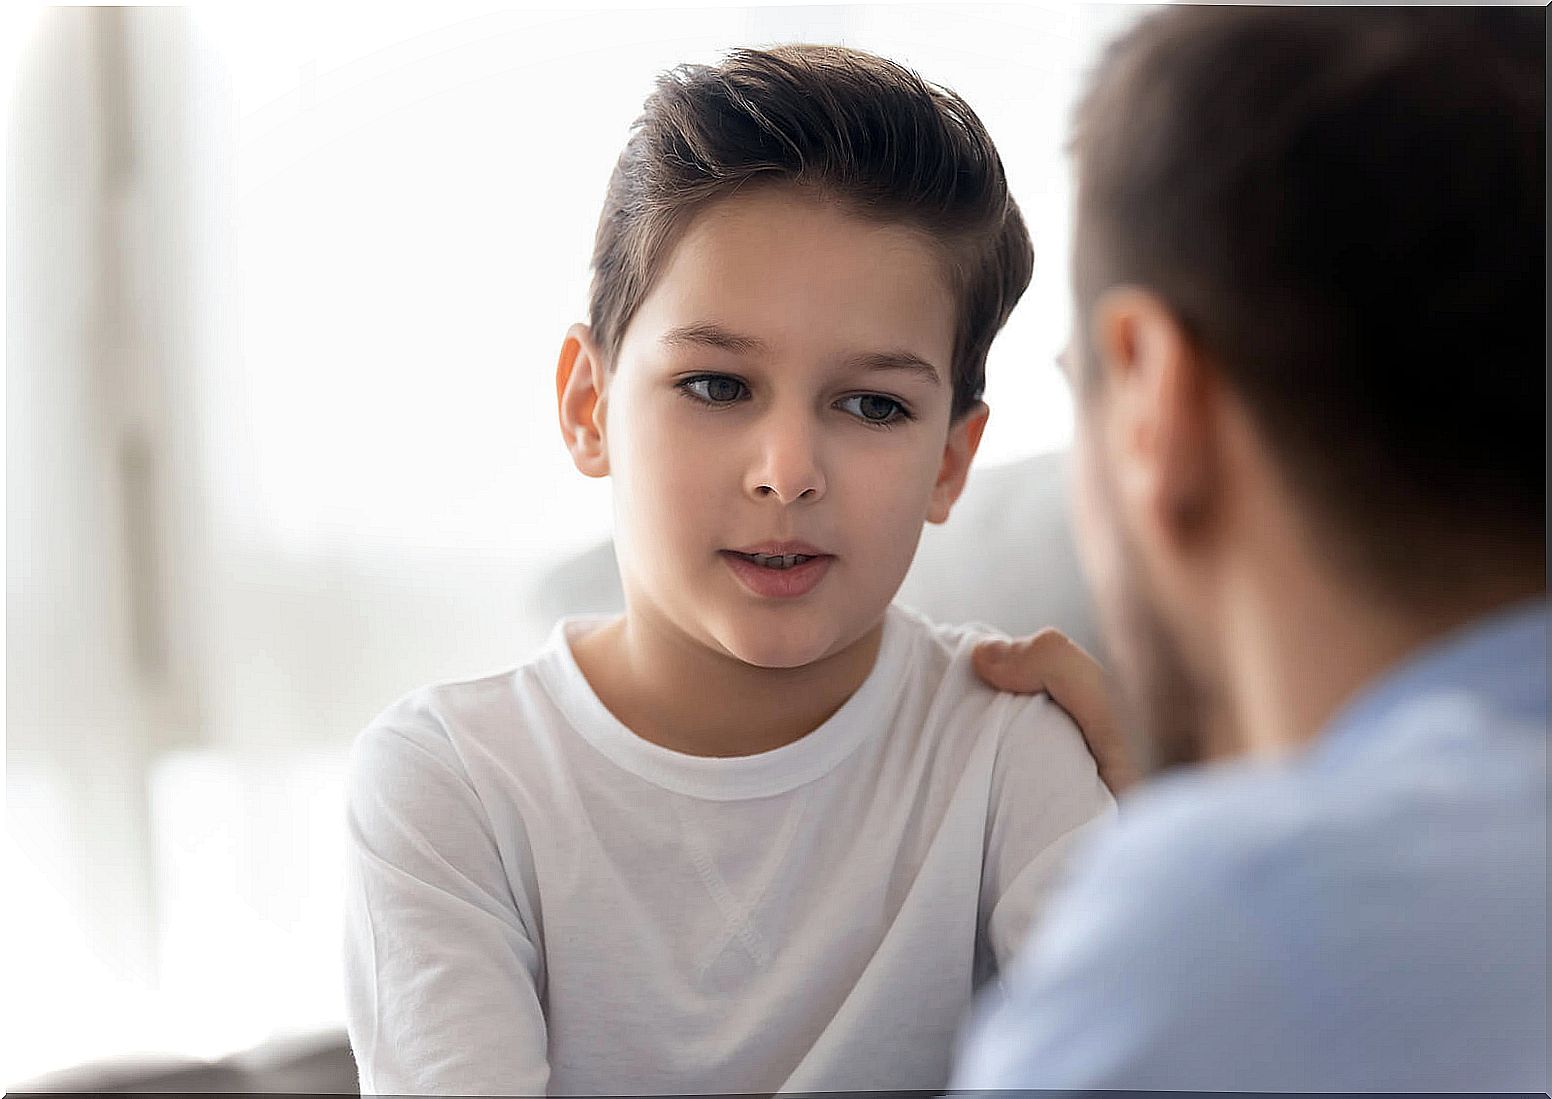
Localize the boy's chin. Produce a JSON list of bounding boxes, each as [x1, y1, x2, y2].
[[711, 615, 856, 671], [724, 634, 837, 671]]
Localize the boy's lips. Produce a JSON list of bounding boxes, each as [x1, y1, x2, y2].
[[718, 543, 834, 599], [727, 540, 828, 557]]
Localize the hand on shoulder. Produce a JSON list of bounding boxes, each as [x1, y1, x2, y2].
[[973, 629, 1139, 796]]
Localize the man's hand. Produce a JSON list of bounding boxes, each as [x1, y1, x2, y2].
[[973, 630, 1139, 796]]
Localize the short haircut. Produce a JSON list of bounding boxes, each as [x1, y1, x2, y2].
[[1070, 8, 1545, 594], [589, 45, 1034, 420]]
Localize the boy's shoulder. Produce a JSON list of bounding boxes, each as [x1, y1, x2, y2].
[[346, 671, 523, 796], [886, 602, 1112, 841], [349, 616, 598, 777], [885, 602, 1086, 758], [892, 600, 1005, 649], [888, 600, 1009, 682]]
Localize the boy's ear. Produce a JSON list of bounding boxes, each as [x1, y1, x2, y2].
[[556, 322, 610, 478], [926, 401, 990, 524]]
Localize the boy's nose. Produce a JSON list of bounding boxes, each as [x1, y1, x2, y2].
[[747, 423, 827, 505], [753, 481, 821, 503]]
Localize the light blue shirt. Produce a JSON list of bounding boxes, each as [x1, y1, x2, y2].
[[953, 598, 1548, 1093]]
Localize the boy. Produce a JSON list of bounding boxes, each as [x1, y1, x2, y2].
[[344, 45, 1111, 1096]]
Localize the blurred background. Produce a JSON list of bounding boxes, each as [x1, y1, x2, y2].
[[5, 1, 1142, 1087]]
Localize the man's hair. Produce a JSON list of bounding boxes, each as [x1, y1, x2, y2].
[[589, 45, 1034, 420], [1071, 8, 1545, 595]]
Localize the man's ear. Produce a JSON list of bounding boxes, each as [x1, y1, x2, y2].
[[926, 401, 990, 524], [1089, 287, 1215, 542], [556, 322, 610, 478]]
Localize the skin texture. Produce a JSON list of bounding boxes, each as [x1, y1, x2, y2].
[[556, 185, 988, 758]]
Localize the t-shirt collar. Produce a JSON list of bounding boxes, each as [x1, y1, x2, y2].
[[535, 604, 915, 800]]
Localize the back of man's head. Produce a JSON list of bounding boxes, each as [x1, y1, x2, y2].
[[1070, 8, 1544, 604]]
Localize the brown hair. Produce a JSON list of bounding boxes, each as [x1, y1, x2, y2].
[[589, 44, 1034, 420], [1070, 8, 1545, 594]]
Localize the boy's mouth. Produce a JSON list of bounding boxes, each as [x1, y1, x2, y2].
[[728, 551, 818, 571], [724, 541, 830, 571], [719, 547, 834, 599]]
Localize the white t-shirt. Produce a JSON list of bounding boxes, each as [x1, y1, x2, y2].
[[344, 603, 1114, 1096]]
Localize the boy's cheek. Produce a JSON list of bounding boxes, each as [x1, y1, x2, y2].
[[610, 406, 706, 477], [848, 442, 952, 511]]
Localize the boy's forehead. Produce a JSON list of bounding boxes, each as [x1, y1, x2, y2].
[[630, 188, 960, 367], [677, 187, 944, 269]]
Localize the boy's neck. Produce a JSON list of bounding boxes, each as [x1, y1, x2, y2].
[[569, 607, 886, 758]]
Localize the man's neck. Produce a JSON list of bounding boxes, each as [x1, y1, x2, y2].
[[569, 602, 884, 758], [1221, 567, 1546, 760]]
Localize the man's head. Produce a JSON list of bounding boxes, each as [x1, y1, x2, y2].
[[1062, 9, 1545, 769], [557, 46, 1032, 670]]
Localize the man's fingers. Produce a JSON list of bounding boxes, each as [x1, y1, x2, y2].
[[971, 629, 1067, 695], [972, 642, 1040, 694], [973, 628, 1140, 796]]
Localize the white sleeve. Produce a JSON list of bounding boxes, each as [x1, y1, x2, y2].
[[979, 692, 1117, 972], [344, 711, 550, 1097]]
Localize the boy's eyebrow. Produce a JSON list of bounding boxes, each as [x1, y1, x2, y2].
[[660, 324, 768, 356], [661, 323, 942, 386], [842, 350, 942, 387]]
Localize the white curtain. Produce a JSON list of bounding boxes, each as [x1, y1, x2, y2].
[[8, 5, 225, 1075]]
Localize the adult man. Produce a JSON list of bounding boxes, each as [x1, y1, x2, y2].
[[963, 7, 1546, 1091]]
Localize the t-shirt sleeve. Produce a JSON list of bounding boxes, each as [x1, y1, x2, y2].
[[979, 691, 1117, 972], [343, 705, 550, 1097]]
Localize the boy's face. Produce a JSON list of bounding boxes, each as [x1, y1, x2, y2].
[[558, 186, 986, 670]]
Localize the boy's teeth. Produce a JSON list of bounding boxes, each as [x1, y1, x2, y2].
[[744, 552, 814, 569]]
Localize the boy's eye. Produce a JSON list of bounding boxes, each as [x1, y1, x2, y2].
[[679, 375, 748, 404], [837, 393, 911, 425]]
